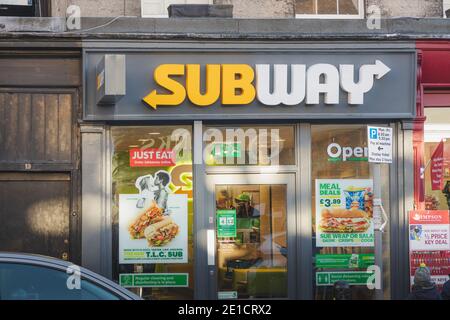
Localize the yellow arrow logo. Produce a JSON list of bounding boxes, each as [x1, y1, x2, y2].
[[143, 89, 186, 110], [142, 64, 186, 110]]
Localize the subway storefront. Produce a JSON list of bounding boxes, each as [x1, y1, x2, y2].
[[81, 41, 416, 300]]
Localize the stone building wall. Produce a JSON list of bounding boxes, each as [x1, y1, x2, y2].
[[51, 0, 444, 18]]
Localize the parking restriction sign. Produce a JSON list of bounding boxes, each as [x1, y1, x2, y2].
[[367, 126, 393, 163]]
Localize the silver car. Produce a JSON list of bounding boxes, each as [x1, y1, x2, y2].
[[0, 252, 141, 300]]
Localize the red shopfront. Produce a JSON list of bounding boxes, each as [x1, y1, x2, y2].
[[413, 41, 450, 290], [415, 41, 450, 211]]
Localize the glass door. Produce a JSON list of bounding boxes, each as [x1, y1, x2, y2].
[[206, 174, 296, 299]]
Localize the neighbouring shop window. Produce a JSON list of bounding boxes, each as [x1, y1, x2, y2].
[[215, 184, 288, 299], [141, 0, 212, 18], [203, 125, 295, 166], [311, 125, 391, 300], [444, 0, 450, 18], [424, 108, 450, 211], [295, 0, 363, 18], [111, 126, 194, 300]]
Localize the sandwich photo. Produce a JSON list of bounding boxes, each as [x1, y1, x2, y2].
[[129, 201, 164, 239], [144, 216, 180, 247], [319, 208, 370, 233]]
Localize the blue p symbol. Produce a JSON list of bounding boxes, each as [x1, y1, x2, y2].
[[370, 128, 378, 139]]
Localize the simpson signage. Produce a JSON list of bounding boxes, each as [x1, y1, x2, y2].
[[84, 48, 416, 120], [408, 210, 450, 289], [409, 210, 449, 251]]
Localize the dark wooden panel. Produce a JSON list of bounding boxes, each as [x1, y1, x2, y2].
[[16, 94, 31, 160], [0, 173, 71, 260], [45, 94, 59, 159], [0, 172, 70, 181], [4, 93, 18, 161], [0, 93, 4, 158], [0, 163, 74, 171], [0, 58, 81, 87], [31, 94, 45, 161], [58, 94, 72, 161], [0, 91, 74, 165]]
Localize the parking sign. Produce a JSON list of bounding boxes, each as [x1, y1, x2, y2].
[[367, 126, 393, 163]]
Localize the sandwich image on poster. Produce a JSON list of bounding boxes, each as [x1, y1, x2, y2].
[[119, 172, 188, 264], [315, 179, 374, 247]]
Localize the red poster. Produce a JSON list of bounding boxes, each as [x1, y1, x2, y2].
[[409, 210, 450, 289], [430, 140, 444, 191], [129, 148, 176, 167]]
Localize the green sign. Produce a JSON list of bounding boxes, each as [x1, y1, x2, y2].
[[119, 273, 189, 288], [315, 254, 375, 269], [217, 209, 237, 238], [316, 271, 374, 286], [218, 291, 238, 300], [212, 143, 241, 158]]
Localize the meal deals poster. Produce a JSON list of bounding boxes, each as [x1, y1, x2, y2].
[[409, 210, 450, 287], [315, 179, 374, 247], [119, 193, 188, 264]]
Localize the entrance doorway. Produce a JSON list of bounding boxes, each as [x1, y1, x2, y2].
[[206, 174, 296, 299]]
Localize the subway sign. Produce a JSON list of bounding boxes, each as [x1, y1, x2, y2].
[[84, 49, 416, 121], [142, 61, 390, 109]]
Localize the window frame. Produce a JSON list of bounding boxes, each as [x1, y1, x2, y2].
[[141, 0, 214, 18], [295, 0, 365, 20], [444, 0, 450, 17]]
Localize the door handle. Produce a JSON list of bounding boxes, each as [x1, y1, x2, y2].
[[207, 229, 215, 266], [61, 252, 69, 261]]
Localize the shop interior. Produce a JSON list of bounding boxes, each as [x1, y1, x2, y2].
[[215, 184, 287, 299]]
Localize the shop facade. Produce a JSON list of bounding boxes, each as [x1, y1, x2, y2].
[[410, 41, 450, 290], [415, 41, 450, 211], [80, 40, 417, 300]]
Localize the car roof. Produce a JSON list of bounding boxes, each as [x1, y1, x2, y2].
[[0, 252, 142, 300]]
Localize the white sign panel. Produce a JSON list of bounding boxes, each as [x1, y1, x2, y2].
[[119, 193, 188, 264], [0, 0, 31, 5], [367, 126, 393, 163], [410, 224, 450, 251]]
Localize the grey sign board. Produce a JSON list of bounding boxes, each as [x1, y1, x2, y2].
[[95, 54, 126, 105], [83, 47, 416, 121]]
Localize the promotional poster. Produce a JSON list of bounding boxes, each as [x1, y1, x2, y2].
[[408, 210, 450, 288], [315, 179, 374, 247], [119, 172, 188, 264]]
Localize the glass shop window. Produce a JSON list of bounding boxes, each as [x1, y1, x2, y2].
[[203, 125, 296, 166], [111, 126, 194, 300], [311, 125, 391, 300], [424, 108, 450, 211], [295, 0, 364, 18]]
